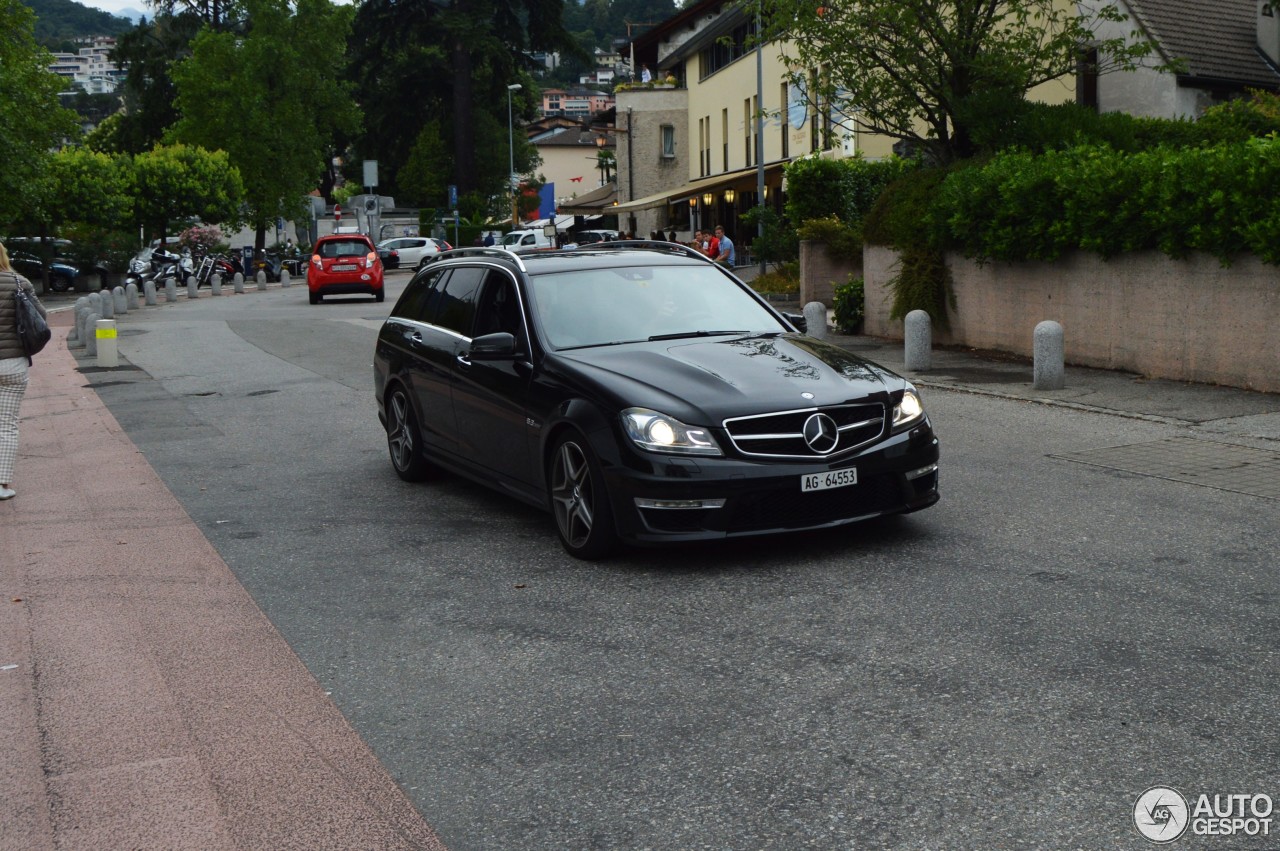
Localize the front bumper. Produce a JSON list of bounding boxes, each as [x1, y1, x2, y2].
[[596, 421, 940, 545]]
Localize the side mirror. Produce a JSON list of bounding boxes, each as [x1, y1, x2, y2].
[[469, 331, 518, 360], [783, 312, 808, 333]]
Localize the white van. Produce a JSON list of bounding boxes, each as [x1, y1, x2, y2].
[[500, 229, 555, 249]]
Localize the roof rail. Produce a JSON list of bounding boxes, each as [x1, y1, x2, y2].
[[433, 246, 527, 273], [573, 239, 713, 263]]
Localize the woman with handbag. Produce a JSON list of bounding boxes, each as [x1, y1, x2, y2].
[[0, 241, 48, 501]]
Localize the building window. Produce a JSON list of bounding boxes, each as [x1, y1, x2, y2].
[[661, 124, 676, 158], [722, 108, 729, 171]]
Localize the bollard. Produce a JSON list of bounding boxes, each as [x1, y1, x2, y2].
[[125, 282, 139, 311], [211, 273, 222, 296], [67, 297, 89, 346], [904, 309, 932, 371], [84, 312, 102, 357], [803, 301, 828, 340], [233, 273, 245, 294], [256, 270, 267, 291], [1033, 320, 1065, 390], [144, 279, 157, 306], [113, 286, 127, 315], [95, 319, 119, 367], [280, 268, 291, 288], [165, 276, 177, 302], [99, 288, 115, 319], [77, 300, 94, 345], [187, 275, 199, 299]]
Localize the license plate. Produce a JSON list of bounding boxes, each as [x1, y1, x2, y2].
[[332, 264, 357, 271], [801, 468, 858, 492]]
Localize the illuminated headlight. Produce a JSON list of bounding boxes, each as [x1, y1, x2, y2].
[[622, 408, 722, 456], [892, 388, 925, 432]]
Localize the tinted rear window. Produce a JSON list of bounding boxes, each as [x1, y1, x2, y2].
[[320, 240, 370, 258]]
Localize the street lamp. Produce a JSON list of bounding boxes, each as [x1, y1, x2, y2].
[[507, 83, 523, 227]]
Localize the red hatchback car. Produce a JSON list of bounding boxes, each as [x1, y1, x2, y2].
[[307, 234, 385, 304]]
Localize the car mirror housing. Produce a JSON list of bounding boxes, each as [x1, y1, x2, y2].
[[782, 312, 807, 333], [469, 332, 518, 360]]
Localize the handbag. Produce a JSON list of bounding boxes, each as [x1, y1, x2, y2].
[[13, 283, 51, 362]]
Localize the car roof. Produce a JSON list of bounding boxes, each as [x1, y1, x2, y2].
[[427, 242, 717, 277], [318, 234, 372, 244]]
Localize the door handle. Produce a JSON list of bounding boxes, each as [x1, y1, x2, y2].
[[456, 352, 472, 368]]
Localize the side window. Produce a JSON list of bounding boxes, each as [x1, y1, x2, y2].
[[522, 234, 535, 245], [391, 268, 449, 323], [435, 266, 485, 335], [471, 272, 524, 343]]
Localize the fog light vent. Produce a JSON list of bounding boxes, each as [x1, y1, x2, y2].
[[634, 498, 726, 510]]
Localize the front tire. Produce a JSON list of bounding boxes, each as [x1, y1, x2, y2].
[[50, 274, 73, 293], [386, 386, 432, 481], [548, 434, 617, 559]]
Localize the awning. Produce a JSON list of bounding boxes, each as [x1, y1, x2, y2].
[[557, 181, 617, 213], [612, 162, 787, 213]]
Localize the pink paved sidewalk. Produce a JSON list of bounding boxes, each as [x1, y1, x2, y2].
[[0, 312, 447, 850]]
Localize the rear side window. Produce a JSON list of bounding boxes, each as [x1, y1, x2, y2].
[[392, 268, 449, 323], [434, 266, 486, 334]]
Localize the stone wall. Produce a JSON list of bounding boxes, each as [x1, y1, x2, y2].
[[799, 240, 857, 306], [862, 246, 1280, 393]]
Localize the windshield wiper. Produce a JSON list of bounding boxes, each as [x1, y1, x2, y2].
[[647, 330, 748, 341]]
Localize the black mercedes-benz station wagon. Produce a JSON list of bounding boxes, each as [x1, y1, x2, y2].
[[374, 243, 939, 559]]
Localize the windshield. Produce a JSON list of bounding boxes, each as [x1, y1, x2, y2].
[[529, 264, 787, 349], [501, 232, 527, 246]]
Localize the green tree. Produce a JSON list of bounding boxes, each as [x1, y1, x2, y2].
[[134, 143, 245, 241], [169, 0, 360, 249], [757, 0, 1157, 163], [48, 147, 135, 230], [106, 12, 206, 155], [349, 0, 581, 205], [0, 0, 80, 232]]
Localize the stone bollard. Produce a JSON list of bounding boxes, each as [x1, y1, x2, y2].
[[1033, 320, 1065, 390], [67, 297, 89, 346], [113, 286, 127, 315], [280, 268, 291, 288], [84, 313, 102, 357], [165, 276, 177, 302], [99, 288, 115, 319], [803, 301, 828, 340], [211, 273, 222, 296], [144, 279, 157, 306], [76, 299, 95, 345], [233, 273, 245, 294], [256, 270, 267, 291], [96, 319, 119, 367], [125, 282, 139, 311], [187, 275, 199, 299], [904, 309, 932, 371]]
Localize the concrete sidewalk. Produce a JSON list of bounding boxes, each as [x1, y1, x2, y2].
[[0, 310, 447, 850]]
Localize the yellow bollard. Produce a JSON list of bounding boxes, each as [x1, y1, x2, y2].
[[95, 319, 119, 368]]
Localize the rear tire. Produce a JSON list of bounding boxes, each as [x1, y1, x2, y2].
[[548, 433, 618, 559], [375, 289, 385, 303], [309, 291, 320, 305], [386, 386, 432, 481]]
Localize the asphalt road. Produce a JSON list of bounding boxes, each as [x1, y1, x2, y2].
[[86, 274, 1279, 850]]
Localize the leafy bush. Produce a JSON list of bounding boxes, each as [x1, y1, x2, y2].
[[784, 155, 916, 227], [750, 261, 800, 295], [832, 275, 864, 333], [740, 205, 798, 270], [933, 138, 1280, 266], [795, 215, 861, 261]]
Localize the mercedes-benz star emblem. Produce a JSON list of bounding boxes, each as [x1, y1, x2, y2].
[[802, 413, 839, 454]]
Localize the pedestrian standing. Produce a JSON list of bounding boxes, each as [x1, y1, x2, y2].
[[714, 225, 736, 266], [0, 241, 48, 501], [641, 65, 653, 83]]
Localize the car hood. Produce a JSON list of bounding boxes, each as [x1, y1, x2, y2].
[[550, 334, 903, 423]]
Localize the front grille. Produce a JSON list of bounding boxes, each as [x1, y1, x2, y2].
[[728, 473, 903, 532], [724, 403, 886, 460]]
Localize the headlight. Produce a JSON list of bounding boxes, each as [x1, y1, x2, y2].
[[892, 388, 925, 432], [621, 408, 722, 456]]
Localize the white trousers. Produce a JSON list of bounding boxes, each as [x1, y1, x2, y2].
[[0, 357, 30, 484]]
